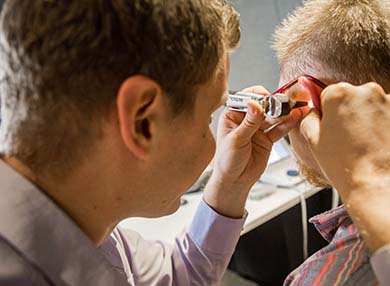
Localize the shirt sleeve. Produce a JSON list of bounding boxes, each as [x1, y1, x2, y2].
[[370, 245, 390, 286], [104, 198, 246, 286]]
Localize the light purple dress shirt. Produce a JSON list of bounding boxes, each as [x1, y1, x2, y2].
[[0, 160, 245, 285]]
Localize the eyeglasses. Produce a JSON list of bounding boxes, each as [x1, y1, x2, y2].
[[272, 75, 327, 113]]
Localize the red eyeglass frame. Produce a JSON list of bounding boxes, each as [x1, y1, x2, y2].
[[272, 75, 327, 113]]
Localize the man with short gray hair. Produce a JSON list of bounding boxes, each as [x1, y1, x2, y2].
[[272, 0, 390, 285]]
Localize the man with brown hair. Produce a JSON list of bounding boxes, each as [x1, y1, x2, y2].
[[272, 0, 390, 285], [0, 0, 302, 285]]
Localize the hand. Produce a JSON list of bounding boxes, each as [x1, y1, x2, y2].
[[204, 86, 302, 218], [300, 82, 390, 251]]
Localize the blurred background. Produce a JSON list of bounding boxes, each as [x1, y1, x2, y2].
[[229, 0, 301, 91]]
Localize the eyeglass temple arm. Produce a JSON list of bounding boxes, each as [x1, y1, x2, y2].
[[272, 75, 327, 95]]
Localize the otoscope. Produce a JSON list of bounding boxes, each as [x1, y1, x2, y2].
[[226, 91, 308, 118]]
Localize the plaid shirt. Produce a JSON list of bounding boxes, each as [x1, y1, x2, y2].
[[284, 206, 378, 286]]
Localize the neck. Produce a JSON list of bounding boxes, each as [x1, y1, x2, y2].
[[4, 156, 126, 246]]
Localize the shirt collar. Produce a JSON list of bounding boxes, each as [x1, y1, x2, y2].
[[0, 160, 128, 285], [309, 205, 349, 242]]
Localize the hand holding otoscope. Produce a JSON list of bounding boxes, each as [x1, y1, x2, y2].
[[226, 75, 328, 117]]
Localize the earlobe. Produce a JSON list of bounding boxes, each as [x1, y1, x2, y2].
[[116, 76, 162, 160]]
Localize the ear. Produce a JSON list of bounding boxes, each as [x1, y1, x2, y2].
[[298, 77, 323, 114], [116, 75, 163, 160]]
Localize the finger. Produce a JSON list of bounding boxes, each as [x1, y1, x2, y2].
[[260, 112, 302, 131], [266, 109, 302, 142], [223, 108, 245, 125], [234, 100, 265, 141], [320, 82, 355, 111], [242, 85, 270, 95], [300, 109, 321, 148], [361, 82, 387, 103], [259, 117, 280, 131]]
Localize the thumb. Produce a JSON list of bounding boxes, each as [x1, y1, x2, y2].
[[235, 100, 264, 141], [300, 109, 321, 148]]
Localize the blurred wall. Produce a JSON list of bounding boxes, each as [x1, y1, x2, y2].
[[229, 0, 302, 90]]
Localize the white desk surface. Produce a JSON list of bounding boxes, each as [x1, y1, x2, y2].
[[119, 181, 321, 242]]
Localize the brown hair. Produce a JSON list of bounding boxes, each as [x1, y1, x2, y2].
[[0, 0, 240, 175], [273, 0, 390, 91]]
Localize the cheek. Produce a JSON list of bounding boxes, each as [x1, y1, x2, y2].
[[198, 128, 216, 165], [178, 127, 215, 177], [289, 129, 321, 173], [207, 135, 216, 163], [176, 129, 215, 191]]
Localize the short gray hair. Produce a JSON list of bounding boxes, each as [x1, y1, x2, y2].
[[273, 0, 390, 90]]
